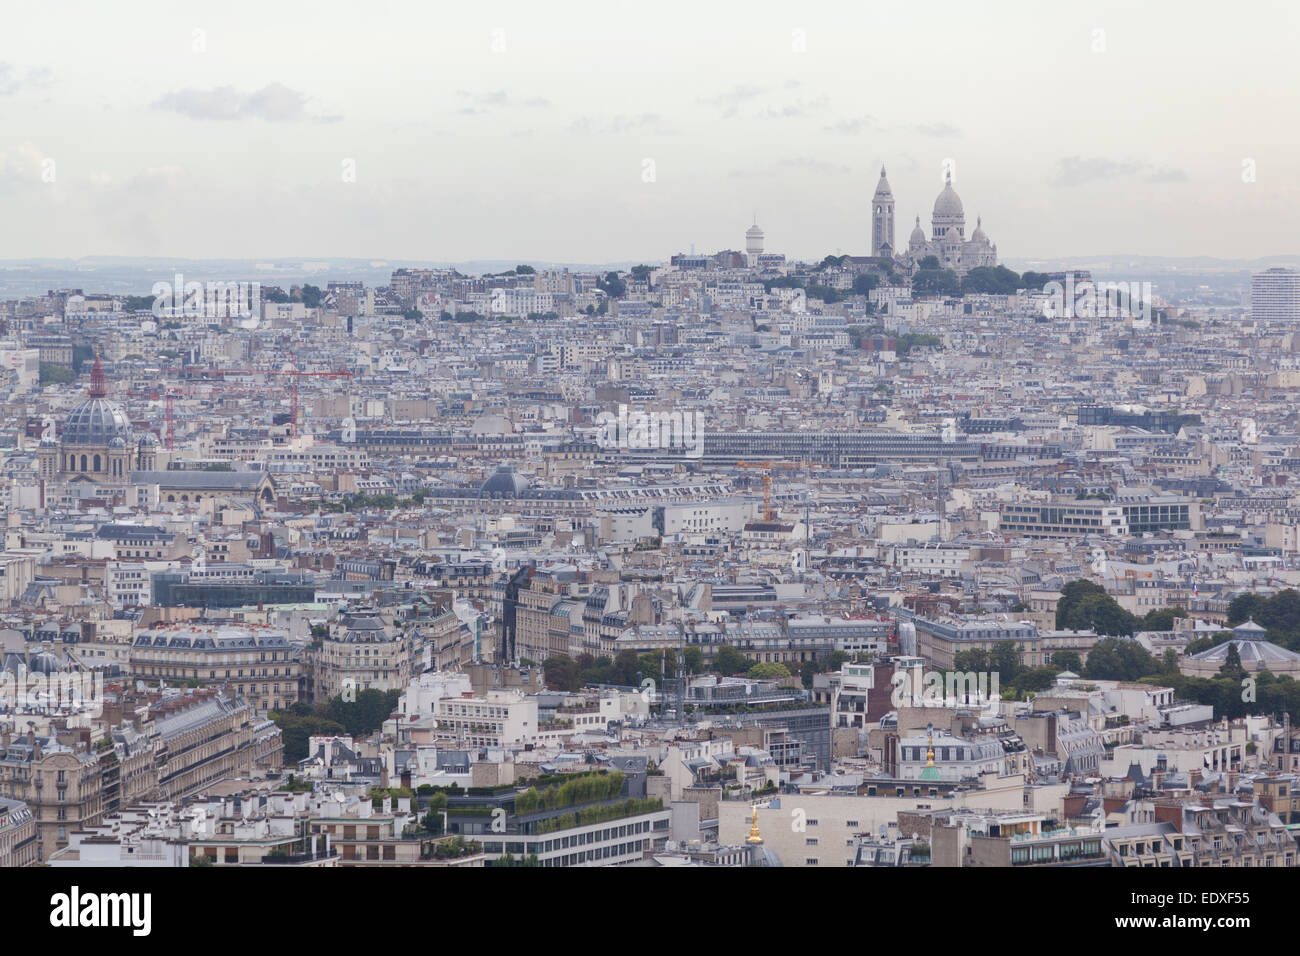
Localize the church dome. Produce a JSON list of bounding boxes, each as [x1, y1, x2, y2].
[[479, 464, 530, 498], [28, 650, 65, 674], [62, 398, 131, 446], [909, 216, 926, 245], [933, 181, 964, 219], [970, 217, 988, 242], [746, 223, 764, 238]]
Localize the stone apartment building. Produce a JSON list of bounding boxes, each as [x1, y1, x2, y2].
[[0, 796, 39, 866], [130, 624, 303, 714], [0, 732, 104, 862], [1104, 797, 1296, 867], [307, 610, 424, 702]]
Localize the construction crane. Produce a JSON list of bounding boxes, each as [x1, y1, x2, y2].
[[125, 389, 183, 450], [736, 460, 826, 521], [158, 358, 353, 438]]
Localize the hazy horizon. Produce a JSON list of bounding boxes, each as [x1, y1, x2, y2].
[[3, 0, 1297, 263]]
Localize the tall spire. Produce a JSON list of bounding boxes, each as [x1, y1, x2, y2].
[[88, 347, 107, 399]]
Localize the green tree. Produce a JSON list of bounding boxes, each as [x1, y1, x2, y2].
[[852, 272, 881, 295], [713, 645, 749, 676], [911, 269, 961, 297], [597, 272, 626, 299], [1138, 607, 1186, 632], [1083, 637, 1158, 682], [747, 661, 791, 680], [1056, 580, 1137, 636], [544, 654, 580, 692], [40, 363, 75, 385], [611, 649, 642, 686], [1219, 641, 1244, 678], [960, 265, 1022, 295], [1050, 651, 1082, 674]]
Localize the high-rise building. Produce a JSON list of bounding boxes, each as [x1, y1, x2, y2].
[[1250, 267, 1300, 323]]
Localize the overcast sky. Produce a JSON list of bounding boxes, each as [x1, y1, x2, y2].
[[1, 0, 1296, 264]]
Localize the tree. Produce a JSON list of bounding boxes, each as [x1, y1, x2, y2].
[[852, 272, 880, 295], [40, 363, 75, 385], [1050, 651, 1082, 674], [805, 283, 842, 304], [800, 659, 818, 689], [821, 651, 851, 674], [1019, 271, 1051, 292], [300, 284, 323, 308], [918, 255, 941, 270], [1083, 638, 1158, 682], [637, 652, 664, 685], [960, 265, 1022, 295], [514, 264, 536, 275], [1056, 580, 1137, 636], [896, 333, 941, 355], [1219, 641, 1244, 678], [1138, 607, 1185, 632], [611, 649, 642, 686], [597, 272, 626, 299], [990, 641, 1024, 683], [747, 661, 791, 680], [713, 645, 749, 676], [544, 654, 580, 692], [682, 646, 704, 675], [911, 268, 961, 297]]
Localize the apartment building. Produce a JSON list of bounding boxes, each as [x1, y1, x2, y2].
[[308, 611, 423, 701], [0, 797, 38, 867], [131, 625, 302, 713]]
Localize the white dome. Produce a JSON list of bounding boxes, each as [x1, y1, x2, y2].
[[933, 181, 964, 219]]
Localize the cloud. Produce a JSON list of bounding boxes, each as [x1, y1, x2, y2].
[[758, 94, 829, 119], [153, 83, 338, 122], [1052, 155, 1188, 186], [1147, 166, 1189, 183], [730, 157, 851, 178], [913, 122, 961, 137], [567, 113, 665, 134], [699, 84, 767, 118], [776, 157, 851, 175], [457, 90, 551, 115], [824, 116, 874, 135], [0, 142, 48, 182], [0, 63, 53, 96]]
